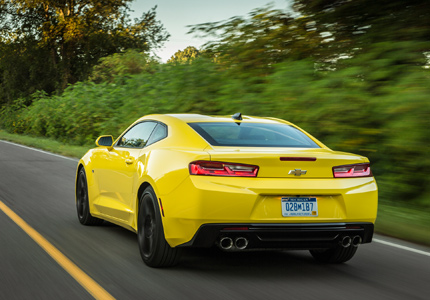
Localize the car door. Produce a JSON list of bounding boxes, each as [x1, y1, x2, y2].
[[94, 121, 158, 223]]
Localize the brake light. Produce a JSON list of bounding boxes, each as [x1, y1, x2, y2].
[[333, 163, 372, 178], [189, 161, 259, 177], [280, 157, 317, 161]]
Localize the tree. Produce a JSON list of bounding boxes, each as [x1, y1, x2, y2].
[[293, 0, 430, 67], [0, 0, 169, 103], [189, 6, 322, 77], [0, 38, 58, 103], [167, 46, 201, 64]]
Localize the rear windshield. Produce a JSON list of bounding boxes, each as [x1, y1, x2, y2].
[[188, 122, 320, 148]]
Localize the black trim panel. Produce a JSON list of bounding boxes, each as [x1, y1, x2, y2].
[[178, 223, 374, 250]]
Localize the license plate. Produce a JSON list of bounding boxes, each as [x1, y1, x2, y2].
[[281, 197, 318, 217]]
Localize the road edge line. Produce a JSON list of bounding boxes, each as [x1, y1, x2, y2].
[[0, 140, 78, 162], [0, 200, 115, 300], [373, 238, 430, 257]]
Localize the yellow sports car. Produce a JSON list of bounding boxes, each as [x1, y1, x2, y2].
[[76, 113, 377, 267]]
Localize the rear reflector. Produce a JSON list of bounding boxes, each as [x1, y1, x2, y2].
[[346, 226, 362, 229], [333, 163, 372, 178], [222, 227, 249, 231], [189, 161, 259, 177]]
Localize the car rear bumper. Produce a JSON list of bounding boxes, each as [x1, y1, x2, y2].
[[160, 176, 377, 247], [178, 222, 374, 250]]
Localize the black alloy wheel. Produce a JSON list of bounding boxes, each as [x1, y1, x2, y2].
[[137, 186, 181, 267], [76, 168, 103, 225]]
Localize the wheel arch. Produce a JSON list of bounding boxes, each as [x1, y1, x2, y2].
[[137, 182, 153, 207], [75, 160, 97, 210], [75, 163, 85, 200], [76, 163, 85, 176], [135, 181, 164, 229]]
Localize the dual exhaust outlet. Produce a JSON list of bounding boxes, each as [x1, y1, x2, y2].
[[340, 235, 362, 248], [219, 235, 361, 250], [219, 237, 248, 250]]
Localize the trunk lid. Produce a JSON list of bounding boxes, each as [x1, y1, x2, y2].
[[205, 147, 368, 179]]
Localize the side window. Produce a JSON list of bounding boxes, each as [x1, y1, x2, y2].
[[116, 122, 157, 148], [147, 123, 168, 146]]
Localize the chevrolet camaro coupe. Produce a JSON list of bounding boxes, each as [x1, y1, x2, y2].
[[75, 113, 377, 267]]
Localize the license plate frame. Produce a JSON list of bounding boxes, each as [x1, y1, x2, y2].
[[281, 197, 318, 217]]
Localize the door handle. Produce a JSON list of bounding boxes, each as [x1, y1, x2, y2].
[[125, 158, 134, 165]]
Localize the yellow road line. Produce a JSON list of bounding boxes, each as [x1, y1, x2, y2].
[[0, 200, 115, 300]]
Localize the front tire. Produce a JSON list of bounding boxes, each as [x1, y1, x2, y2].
[[76, 168, 104, 226], [310, 245, 358, 263], [137, 186, 181, 268]]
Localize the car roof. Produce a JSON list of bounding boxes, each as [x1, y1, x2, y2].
[[163, 113, 292, 124]]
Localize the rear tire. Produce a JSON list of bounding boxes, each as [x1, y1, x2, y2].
[[76, 168, 104, 226], [310, 245, 358, 263], [137, 186, 181, 267]]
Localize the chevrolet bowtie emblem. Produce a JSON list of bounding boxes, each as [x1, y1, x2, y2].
[[289, 169, 307, 176]]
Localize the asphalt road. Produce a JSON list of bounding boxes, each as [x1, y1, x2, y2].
[[0, 140, 429, 300]]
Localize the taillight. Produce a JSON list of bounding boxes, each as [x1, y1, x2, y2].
[[189, 161, 259, 177], [333, 163, 372, 178]]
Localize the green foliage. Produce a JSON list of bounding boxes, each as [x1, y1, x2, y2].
[[167, 46, 201, 64], [90, 50, 159, 83]]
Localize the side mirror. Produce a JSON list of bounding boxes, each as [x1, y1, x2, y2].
[[96, 135, 114, 148]]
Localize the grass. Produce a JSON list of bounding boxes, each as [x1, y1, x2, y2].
[[1, 130, 429, 247], [0, 130, 90, 158], [376, 202, 430, 246]]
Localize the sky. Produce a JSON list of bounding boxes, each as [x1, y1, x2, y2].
[[129, 0, 293, 62]]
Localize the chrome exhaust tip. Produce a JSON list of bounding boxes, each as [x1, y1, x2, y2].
[[234, 237, 249, 250], [219, 237, 234, 250], [352, 235, 362, 247], [340, 236, 352, 248]]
